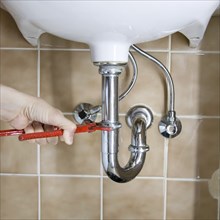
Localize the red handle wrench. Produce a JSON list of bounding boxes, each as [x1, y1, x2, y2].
[[0, 122, 111, 141]]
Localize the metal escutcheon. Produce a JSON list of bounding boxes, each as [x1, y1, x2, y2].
[[73, 103, 101, 124], [126, 105, 153, 129]]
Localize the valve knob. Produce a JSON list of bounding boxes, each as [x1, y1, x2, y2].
[[158, 111, 182, 138], [73, 103, 101, 124]]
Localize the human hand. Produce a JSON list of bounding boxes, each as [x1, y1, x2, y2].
[[0, 85, 76, 145]]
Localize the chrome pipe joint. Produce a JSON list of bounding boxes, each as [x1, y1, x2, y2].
[[99, 64, 153, 183]]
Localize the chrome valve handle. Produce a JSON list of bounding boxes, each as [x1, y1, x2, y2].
[[73, 103, 101, 124], [158, 111, 182, 138]]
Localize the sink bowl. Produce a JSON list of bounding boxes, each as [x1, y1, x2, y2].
[[1, 0, 219, 63]]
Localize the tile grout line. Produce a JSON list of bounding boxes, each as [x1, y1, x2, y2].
[[218, 198, 220, 220], [64, 112, 220, 119], [171, 50, 220, 55], [163, 138, 169, 220], [100, 153, 103, 220], [166, 177, 209, 182], [218, 42, 220, 220], [0, 172, 211, 182], [178, 115, 220, 119], [40, 48, 90, 52], [218, 152, 220, 220], [37, 40, 41, 220], [163, 35, 172, 220], [0, 47, 38, 51], [37, 146, 41, 220], [1, 47, 220, 54]]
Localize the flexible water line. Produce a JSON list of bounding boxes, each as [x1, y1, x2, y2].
[[131, 44, 175, 112], [119, 52, 138, 101]]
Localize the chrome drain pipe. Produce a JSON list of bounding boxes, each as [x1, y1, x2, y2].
[[99, 64, 152, 183]]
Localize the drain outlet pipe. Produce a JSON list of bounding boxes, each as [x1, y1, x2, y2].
[[99, 65, 152, 183]]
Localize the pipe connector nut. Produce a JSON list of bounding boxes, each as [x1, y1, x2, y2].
[[101, 121, 122, 130], [99, 65, 125, 76], [129, 145, 149, 153]]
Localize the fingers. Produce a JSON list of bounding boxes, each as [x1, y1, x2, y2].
[[9, 114, 30, 130], [62, 128, 75, 145], [24, 122, 58, 145], [26, 99, 76, 145], [32, 121, 47, 145], [23, 120, 75, 145], [59, 118, 76, 145], [44, 124, 58, 145], [24, 123, 35, 144], [47, 110, 76, 145]]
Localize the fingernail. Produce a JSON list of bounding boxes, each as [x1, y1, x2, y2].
[[63, 130, 73, 145], [66, 139, 73, 145], [66, 135, 73, 145]]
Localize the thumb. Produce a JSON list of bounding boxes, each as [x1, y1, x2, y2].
[[49, 111, 76, 145]]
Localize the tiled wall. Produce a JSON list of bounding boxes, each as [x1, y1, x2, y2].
[[0, 8, 219, 220]]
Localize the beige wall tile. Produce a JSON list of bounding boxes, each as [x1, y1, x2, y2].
[[171, 32, 191, 51], [41, 116, 101, 174], [41, 177, 100, 219], [0, 9, 32, 48], [0, 176, 38, 219], [0, 121, 37, 173], [40, 51, 101, 112], [0, 50, 38, 173], [0, 50, 38, 95], [40, 33, 89, 49], [168, 119, 219, 179], [137, 36, 169, 50], [171, 53, 220, 116], [103, 179, 163, 219], [172, 16, 220, 51], [167, 181, 218, 220], [115, 115, 164, 177]]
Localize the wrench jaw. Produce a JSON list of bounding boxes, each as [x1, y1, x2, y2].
[[90, 122, 113, 132], [74, 122, 112, 133]]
